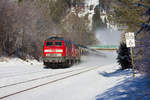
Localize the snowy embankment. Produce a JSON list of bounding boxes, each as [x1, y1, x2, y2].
[[96, 74, 150, 100], [0, 52, 150, 100], [0, 57, 44, 79]]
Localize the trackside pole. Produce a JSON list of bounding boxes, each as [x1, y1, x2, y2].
[[130, 47, 135, 78], [125, 32, 136, 78]]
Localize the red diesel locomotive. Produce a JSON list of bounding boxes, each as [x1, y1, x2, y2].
[[43, 36, 84, 68]]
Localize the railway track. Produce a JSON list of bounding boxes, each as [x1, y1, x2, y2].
[[0, 69, 51, 79], [0, 67, 89, 89], [0, 66, 85, 80], [0, 66, 100, 99]]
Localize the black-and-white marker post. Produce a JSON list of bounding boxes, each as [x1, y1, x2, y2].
[[125, 32, 136, 78]]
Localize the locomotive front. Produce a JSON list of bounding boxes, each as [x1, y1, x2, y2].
[[43, 37, 66, 67]]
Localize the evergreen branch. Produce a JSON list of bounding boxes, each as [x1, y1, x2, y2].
[[136, 25, 144, 35], [134, 3, 149, 9], [146, 17, 150, 23], [134, 3, 150, 35]]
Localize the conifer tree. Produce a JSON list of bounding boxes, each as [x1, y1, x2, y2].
[[117, 42, 132, 70]]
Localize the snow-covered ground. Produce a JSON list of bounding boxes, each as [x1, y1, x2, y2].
[[0, 51, 150, 100]]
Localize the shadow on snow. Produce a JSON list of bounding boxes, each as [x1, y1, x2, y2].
[[99, 69, 131, 77], [96, 72, 150, 100]]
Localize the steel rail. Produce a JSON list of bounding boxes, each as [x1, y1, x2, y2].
[[0, 66, 100, 99], [0, 70, 51, 79], [0, 67, 88, 89]]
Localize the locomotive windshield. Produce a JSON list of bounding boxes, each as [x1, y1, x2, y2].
[[55, 42, 62, 46], [46, 42, 53, 46]]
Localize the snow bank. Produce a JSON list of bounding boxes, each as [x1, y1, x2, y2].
[[96, 75, 150, 100], [0, 57, 42, 67]]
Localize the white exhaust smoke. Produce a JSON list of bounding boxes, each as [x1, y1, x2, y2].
[[95, 28, 121, 45]]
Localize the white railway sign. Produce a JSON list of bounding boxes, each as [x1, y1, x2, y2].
[[125, 32, 135, 47]]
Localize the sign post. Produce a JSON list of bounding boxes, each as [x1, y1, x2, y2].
[[125, 32, 135, 78]]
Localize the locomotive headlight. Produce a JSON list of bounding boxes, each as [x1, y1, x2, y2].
[[46, 54, 51, 56], [44, 49, 53, 52], [55, 49, 63, 52], [56, 54, 62, 57]]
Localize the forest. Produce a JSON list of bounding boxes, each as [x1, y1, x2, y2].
[[0, 0, 98, 60]]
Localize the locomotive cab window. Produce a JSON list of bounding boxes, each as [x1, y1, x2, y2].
[[46, 42, 53, 46], [55, 42, 62, 46]]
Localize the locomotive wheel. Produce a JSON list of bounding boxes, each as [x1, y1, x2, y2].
[[65, 60, 71, 68], [76, 59, 80, 64], [75, 59, 79, 64], [73, 59, 75, 65], [43, 62, 47, 66], [43, 62, 58, 69]]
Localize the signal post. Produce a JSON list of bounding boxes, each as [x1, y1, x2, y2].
[[125, 32, 136, 78]]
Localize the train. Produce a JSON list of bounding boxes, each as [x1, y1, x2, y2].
[[42, 35, 88, 68]]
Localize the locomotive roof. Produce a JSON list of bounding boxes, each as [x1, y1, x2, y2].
[[46, 36, 88, 48], [46, 36, 64, 41]]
